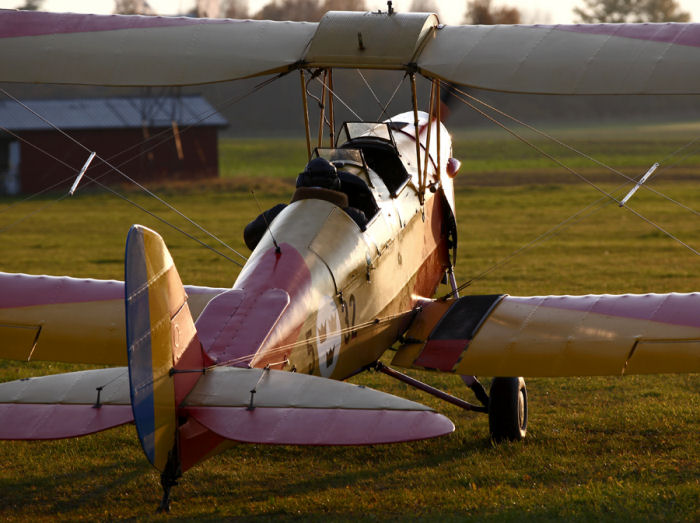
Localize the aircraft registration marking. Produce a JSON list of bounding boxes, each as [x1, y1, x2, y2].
[[316, 296, 342, 377]]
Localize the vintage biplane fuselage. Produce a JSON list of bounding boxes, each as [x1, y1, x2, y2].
[[219, 112, 455, 379]]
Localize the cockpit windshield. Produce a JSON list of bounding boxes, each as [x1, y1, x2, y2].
[[336, 122, 394, 146], [315, 148, 365, 168]]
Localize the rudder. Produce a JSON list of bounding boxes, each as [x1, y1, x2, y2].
[[124, 224, 208, 474]]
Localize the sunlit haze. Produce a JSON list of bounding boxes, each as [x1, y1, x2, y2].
[[1, 0, 699, 23]]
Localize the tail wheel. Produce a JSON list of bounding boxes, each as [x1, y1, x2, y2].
[[488, 377, 527, 442]]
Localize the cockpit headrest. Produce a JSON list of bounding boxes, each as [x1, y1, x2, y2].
[[296, 157, 341, 191]]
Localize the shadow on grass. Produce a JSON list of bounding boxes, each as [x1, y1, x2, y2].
[[194, 435, 494, 504], [0, 457, 150, 515]]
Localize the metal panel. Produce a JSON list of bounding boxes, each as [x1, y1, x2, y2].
[[305, 11, 438, 69]]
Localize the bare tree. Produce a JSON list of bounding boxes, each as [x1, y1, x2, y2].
[[574, 0, 691, 23], [196, 0, 220, 18], [15, 0, 43, 10], [222, 0, 249, 18], [254, 0, 366, 21], [255, 0, 323, 21], [409, 0, 438, 13], [113, 0, 155, 15], [465, 0, 521, 25], [321, 0, 366, 10]]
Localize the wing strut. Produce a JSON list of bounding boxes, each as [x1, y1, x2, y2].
[[374, 362, 487, 413], [619, 163, 659, 207]]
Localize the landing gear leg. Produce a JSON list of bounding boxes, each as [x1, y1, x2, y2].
[[460, 375, 489, 408], [156, 444, 182, 513], [158, 472, 179, 513], [488, 377, 527, 442]]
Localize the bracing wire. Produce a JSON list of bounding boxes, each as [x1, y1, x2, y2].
[[356, 69, 384, 111], [0, 124, 244, 268], [0, 74, 284, 262], [355, 70, 407, 123], [85, 174, 247, 266], [127, 306, 416, 392], [447, 83, 700, 218], [445, 83, 700, 265], [437, 82, 700, 297], [376, 74, 408, 122], [0, 87, 250, 264], [207, 307, 413, 369], [312, 75, 363, 122]]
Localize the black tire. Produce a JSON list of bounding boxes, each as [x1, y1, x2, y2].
[[488, 377, 527, 442]]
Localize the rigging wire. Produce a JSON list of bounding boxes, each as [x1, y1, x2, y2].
[[0, 125, 76, 232], [1, 78, 274, 216], [0, 75, 286, 261], [0, 133, 245, 267], [448, 83, 700, 217], [126, 306, 417, 391], [313, 75, 363, 122], [355, 69, 408, 123], [0, 120, 246, 264], [446, 85, 700, 262], [0, 87, 249, 264], [438, 84, 700, 297], [356, 69, 384, 112], [377, 72, 408, 122], [207, 307, 413, 369], [85, 174, 247, 266]]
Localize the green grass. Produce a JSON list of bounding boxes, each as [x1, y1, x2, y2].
[[219, 138, 308, 179], [0, 132, 699, 520]]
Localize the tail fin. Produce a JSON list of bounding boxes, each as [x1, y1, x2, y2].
[[124, 225, 208, 472]]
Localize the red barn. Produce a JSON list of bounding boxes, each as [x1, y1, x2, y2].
[[0, 95, 228, 195]]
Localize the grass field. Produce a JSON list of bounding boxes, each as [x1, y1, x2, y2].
[[0, 129, 699, 520]]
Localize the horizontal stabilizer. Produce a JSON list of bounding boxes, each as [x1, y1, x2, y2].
[[183, 367, 454, 445], [394, 293, 700, 376], [0, 368, 133, 440]]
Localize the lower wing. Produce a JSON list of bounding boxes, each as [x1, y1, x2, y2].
[[0, 272, 228, 365], [393, 293, 700, 376]]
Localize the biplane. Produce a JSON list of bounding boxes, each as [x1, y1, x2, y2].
[[0, 5, 699, 511]]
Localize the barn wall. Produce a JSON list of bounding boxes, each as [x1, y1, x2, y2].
[[18, 127, 219, 194]]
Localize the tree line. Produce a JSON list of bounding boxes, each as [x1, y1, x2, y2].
[[12, 0, 693, 24]]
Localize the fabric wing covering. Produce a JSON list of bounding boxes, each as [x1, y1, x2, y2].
[[418, 23, 700, 94], [0, 368, 133, 439], [0, 366, 455, 444], [393, 293, 700, 377], [1, 10, 700, 95], [0, 272, 227, 366], [0, 11, 316, 86]]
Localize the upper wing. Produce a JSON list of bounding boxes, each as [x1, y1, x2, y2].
[[2, 10, 700, 94], [393, 293, 700, 376], [418, 23, 700, 94], [0, 272, 228, 365], [0, 11, 315, 86]]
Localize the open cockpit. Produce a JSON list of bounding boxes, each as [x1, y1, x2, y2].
[[243, 117, 441, 252]]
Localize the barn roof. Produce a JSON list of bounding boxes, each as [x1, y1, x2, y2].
[[0, 95, 228, 131]]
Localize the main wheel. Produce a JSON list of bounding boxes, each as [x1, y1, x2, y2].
[[488, 377, 527, 442]]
